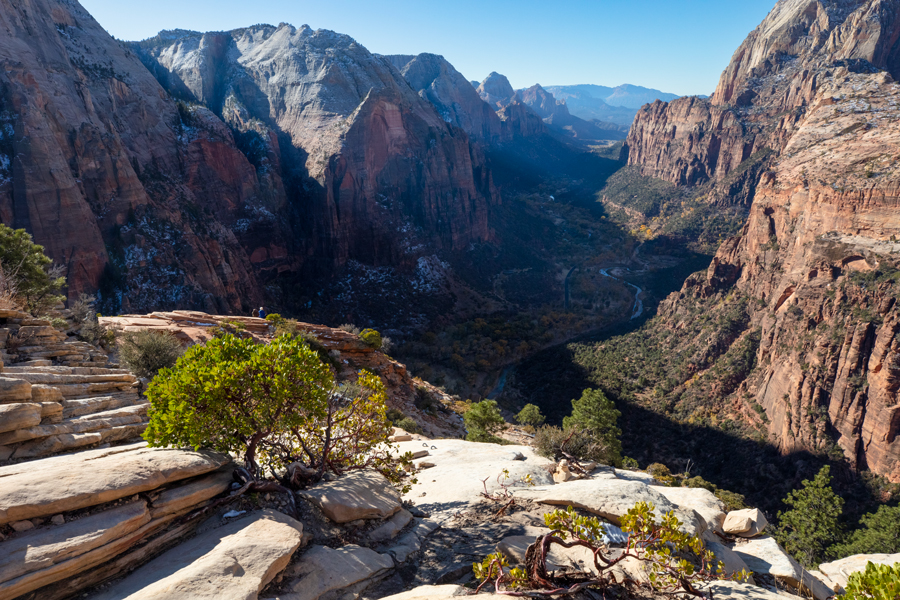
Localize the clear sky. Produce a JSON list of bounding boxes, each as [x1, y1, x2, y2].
[[80, 0, 775, 97]]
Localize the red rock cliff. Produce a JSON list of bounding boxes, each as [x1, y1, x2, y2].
[[0, 4, 497, 314]]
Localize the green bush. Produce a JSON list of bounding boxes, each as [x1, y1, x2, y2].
[[143, 334, 404, 486], [265, 313, 284, 325], [118, 329, 183, 379], [339, 324, 361, 335], [515, 404, 545, 427], [534, 425, 620, 466], [464, 399, 506, 443], [844, 561, 900, 600], [647, 463, 672, 480], [0, 224, 66, 314], [831, 505, 900, 557], [359, 328, 383, 349], [775, 466, 844, 568], [562, 389, 622, 466], [621, 456, 640, 470], [395, 417, 423, 435]]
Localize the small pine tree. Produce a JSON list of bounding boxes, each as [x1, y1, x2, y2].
[[831, 504, 900, 558], [562, 389, 622, 466], [0, 223, 66, 314], [515, 404, 545, 427], [464, 399, 506, 443], [775, 466, 844, 568]]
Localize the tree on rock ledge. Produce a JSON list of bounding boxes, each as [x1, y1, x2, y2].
[[775, 465, 844, 568], [563, 388, 622, 466], [143, 334, 407, 487]]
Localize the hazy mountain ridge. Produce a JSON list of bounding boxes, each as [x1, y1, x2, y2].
[[543, 83, 679, 126]]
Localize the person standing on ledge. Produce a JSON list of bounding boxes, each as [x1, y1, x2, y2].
[[258, 307, 267, 319]]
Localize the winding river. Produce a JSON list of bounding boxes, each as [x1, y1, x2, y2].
[[600, 268, 644, 320]]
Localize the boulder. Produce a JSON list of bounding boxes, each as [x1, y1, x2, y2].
[[0, 403, 41, 433], [0, 501, 150, 599], [723, 508, 768, 537], [0, 378, 32, 403], [395, 439, 555, 514], [368, 508, 413, 542], [299, 470, 401, 523], [818, 553, 900, 592], [0, 443, 230, 525], [92, 509, 304, 600], [650, 486, 726, 533], [730, 536, 832, 600], [274, 544, 393, 600], [517, 478, 706, 536]]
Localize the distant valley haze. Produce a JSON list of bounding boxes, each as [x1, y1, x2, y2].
[[81, 0, 775, 97]]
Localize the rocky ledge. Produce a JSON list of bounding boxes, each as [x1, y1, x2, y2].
[[3, 433, 890, 600]]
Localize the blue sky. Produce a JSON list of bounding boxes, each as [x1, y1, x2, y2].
[[81, 0, 775, 96]]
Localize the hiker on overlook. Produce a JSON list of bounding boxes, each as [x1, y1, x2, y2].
[[258, 307, 267, 319]]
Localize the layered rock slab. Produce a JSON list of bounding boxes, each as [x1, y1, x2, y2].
[[93, 509, 304, 600], [0, 443, 229, 524], [0, 500, 150, 599]]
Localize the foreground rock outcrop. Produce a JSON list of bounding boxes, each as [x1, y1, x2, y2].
[[0, 309, 147, 464], [0, 443, 232, 599], [0, 428, 884, 600]]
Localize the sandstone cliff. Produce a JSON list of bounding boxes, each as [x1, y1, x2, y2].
[[626, 0, 900, 188], [0, 1, 497, 315], [670, 69, 900, 481], [628, 0, 900, 482], [136, 25, 497, 283]]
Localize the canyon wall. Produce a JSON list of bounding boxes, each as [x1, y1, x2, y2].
[[635, 0, 900, 481], [0, 1, 497, 313], [626, 0, 900, 189]]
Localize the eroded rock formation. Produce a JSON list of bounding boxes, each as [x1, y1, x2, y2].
[[0, 1, 497, 314], [640, 1, 900, 481], [626, 0, 900, 188]]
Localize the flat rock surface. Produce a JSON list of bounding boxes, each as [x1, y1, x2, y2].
[[701, 581, 787, 599], [0, 443, 229, 524], [650, 486, 725, 532], [516, 477, 706, 536], [299, 470, 401, 523], [730, 536, 801, 581], [93, 509, 304, 600], [396, 439, 555, 515], [377, 584, 505, 599], [818, 553, 900, 590], [271, 544, 393, 600]]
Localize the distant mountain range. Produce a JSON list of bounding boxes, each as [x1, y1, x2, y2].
[[542, 84, 679, 126]]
